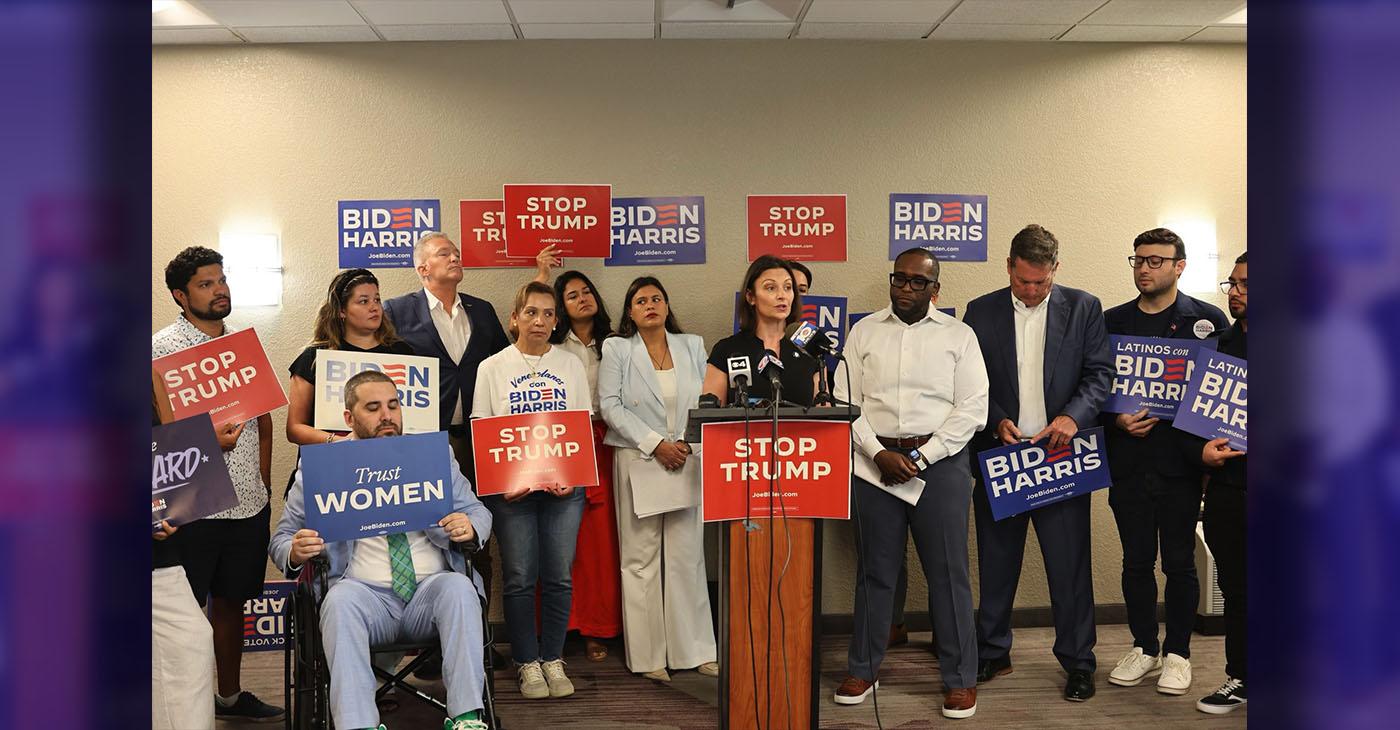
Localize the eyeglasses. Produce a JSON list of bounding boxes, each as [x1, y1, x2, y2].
[[890, 273, 938, 291], [1219, 279, 1248, 294], [1127, 255, 1183, 269]]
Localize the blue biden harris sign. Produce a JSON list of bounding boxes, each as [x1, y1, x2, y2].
[[976, 427, 1112, 521]]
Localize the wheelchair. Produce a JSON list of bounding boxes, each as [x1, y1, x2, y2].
[[284, 543, 502, 729]]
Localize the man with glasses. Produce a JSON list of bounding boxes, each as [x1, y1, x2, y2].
[[1101, 228, 1229, 696], [964, 224, 1113, 702], [832, 248, 989, 718], [1190, 252, 1248, 715]]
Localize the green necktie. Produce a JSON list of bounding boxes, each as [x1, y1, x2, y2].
[[386, 532, 417, 603]]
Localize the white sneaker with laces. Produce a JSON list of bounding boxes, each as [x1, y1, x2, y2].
[[518, 660, 549, 699], [1108, 647, 1162, 686], [542, 658, 575, 698], [1157, 653, 1192, 695]]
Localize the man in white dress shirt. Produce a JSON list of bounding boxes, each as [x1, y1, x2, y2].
[[831, 248, 989, 719]]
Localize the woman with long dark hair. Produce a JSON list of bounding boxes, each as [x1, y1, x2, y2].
[[597, 276, 717, 681], [701, 255, 819, 406]]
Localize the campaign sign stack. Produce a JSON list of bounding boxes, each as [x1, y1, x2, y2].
[[1172, 349, 1248, 451], [151, 413, 239, 527], [298, 431, 453, 543], [976, 427, 1112, 521]]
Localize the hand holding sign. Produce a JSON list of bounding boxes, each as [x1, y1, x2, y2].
[[996, 419, 1024, 445], [1202, 437, 1245, 468], [438, 512, 476, 543], [216, 421, 246, 451], [534, 244, 562, 281], [1031, 415, 1079, 450], [1114, 409, 1159, 438], [289, 528, 325, 567]]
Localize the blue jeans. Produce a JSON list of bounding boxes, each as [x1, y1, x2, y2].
[[487, 490, 585, 664]]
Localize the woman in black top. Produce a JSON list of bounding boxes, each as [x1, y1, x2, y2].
[[285, 268, 414, 445], [702, 255, 818, 407]]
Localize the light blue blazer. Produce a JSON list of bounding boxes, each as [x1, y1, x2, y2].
[[598, 332, 706, 456]]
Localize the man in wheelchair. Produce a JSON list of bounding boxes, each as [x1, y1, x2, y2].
[[270, 370, 493, 730]]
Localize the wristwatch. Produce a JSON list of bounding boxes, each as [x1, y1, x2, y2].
[[907, 448, 928, 470]]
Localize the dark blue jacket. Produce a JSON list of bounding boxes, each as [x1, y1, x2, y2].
[[1102, 292, 1230, 479], [963, 284, 1113, 451], [384, 289, 509, 430]]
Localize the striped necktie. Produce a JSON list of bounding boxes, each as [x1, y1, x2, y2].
[[386, 532, 417, 602]]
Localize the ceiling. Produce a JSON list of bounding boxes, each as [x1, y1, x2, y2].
[[152, 0, 1247, 45]]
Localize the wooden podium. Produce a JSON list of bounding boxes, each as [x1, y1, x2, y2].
[[687, 405, 858, 730]]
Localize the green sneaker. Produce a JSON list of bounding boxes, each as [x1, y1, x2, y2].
[[445, 710, 488, 730]]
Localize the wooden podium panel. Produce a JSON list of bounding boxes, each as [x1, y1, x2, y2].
[[721, 517, 821, 730]]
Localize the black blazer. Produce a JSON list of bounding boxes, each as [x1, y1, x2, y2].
[[1102, 292, 1230, 479], [383, 289, 509, 430], [963, 284, 1113, 450]]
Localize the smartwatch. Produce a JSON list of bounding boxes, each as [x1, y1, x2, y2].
[[907, 448, 928, 470]]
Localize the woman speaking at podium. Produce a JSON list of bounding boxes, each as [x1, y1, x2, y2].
[[597, 276, 719, 682], [701, 255, 819, 407]]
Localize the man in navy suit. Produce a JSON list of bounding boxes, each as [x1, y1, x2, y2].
[[963, 224, 1113, 702], [383, 231, 510, 480]]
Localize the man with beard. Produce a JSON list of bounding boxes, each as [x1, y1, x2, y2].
[[964, 224, 1113, 702], [152, 246, 282, 721], [831, 248, 989, 719], [1189, 252, 1248, 715], [270, 370, 493, 730], [1101, 228, 1228, 696]]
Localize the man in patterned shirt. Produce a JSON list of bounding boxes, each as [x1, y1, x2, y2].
[[152, 246, 282, 721]]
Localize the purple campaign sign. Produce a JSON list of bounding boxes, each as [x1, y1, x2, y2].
[[152, 413, 239, 528], [338, 199, 441, 268], [976, 427, 1112, 521], [604, 196, 705, 266], [241, 581, 295, 652], [1172, 350, 1248, 451], [1105, 335, 1219, 419], [889, 193, 988, 262], [299, 431, 453, 543]]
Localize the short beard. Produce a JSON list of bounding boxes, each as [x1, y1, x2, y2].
[[355, 421, 402, 439], [189, 301, 230, 321]]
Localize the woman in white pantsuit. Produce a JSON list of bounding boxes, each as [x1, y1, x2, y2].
[[598, 276, 719, 682]]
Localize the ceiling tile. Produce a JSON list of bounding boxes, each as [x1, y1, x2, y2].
[[236, 25, 382, 43], [377, 24, 518, 40], [662, 22, 794, 39], [152, 0, 220, 27], [507, 0, 654, 24], [1060, 24, 1200, 41], [197, 1, 367, 28], [153, 27, 244, 44], [351, 1, 510, 25], [518, 22, 656, 39], [662, 0, 804, 22], [1186, 26, 1246, 43], [942, 0, 1104, 25], [798, 22, 933, 39], [1082, 0, 1245, 27], [931, 23, 1071, 41], [803, 0, 957, 24]]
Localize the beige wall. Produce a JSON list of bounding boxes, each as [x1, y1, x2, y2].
[[153, 40, 1245, 618]]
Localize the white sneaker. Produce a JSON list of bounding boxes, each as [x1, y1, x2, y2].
[[1157, 653, 1192, 695], [1108, 647, 1162, 687], [517, 660, 549, 699], [541, 658, 575, 698]]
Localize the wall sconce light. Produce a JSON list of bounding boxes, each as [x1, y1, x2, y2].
[[219, 231, 283, 307]]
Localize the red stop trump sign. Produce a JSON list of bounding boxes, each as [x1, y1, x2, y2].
[[503, 184, 612, 258], [700, 419, 852, 522], [746, 194, 847, 262]]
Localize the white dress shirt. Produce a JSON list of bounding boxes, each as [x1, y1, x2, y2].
[[425, 288, 472, 425], [556, 330, 602, 416], [346, 530, 449, 589], [1012, 289, 1051, 435], [834, 306, 989, 465]]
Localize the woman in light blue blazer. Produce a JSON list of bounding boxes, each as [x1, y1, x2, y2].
[[597, 276, 718, 682]]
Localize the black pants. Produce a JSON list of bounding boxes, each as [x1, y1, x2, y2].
[[1108, 473, 1201, 658], [1204, 481, 1246, 681]]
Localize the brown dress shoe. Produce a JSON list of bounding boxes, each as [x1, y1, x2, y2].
[[887, 623, 908, 647], [942, 687, 977, 719], [834, 675, 879, 705]]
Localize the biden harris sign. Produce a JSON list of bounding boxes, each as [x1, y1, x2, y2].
[[976, 427, 1112, 521], [888, 193, 988, 262], [1104, 335, 1218, 419], [313, 350, 439, 434], [1172, 350, 1247, 451], [298, 431, 453, 543], [338, 199, 441, 268]]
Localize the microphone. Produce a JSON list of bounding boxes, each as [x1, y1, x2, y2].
[[758, 348, 784, 390], [698, 393, 721, 409], [726, 355, 752, 403], [784, 320, 835, 360]]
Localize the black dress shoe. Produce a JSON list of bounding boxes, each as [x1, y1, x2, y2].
[[976, 655, 1013, 684], [1064, 670, 1096, 702]]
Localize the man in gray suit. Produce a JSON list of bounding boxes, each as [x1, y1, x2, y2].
[[962, 224, 1113, 702]]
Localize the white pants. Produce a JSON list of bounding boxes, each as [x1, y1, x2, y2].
[[152, 566, 214, 730], [613, 448, 717, 673]]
